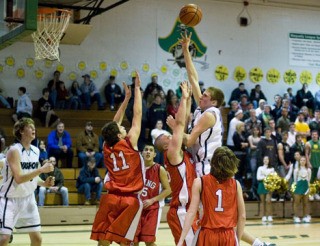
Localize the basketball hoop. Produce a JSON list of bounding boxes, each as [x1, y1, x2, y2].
[[32, 8, 71, 61]]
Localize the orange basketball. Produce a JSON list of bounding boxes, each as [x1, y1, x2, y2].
[[179, 4, 202, 27]]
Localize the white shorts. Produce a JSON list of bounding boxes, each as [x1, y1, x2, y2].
[[0, 193, 41, 235]]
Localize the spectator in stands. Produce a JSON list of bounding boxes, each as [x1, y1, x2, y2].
[[38, 156, 69, 206], [148, 94, 167, 133], [47, 122, 74, 168], [244, 109, 262, 137], [258, 104, 273, 133], [47, 70, 63, 107], [227, 109, 243, 150], [299, 106, 312, 124], [271, 94, 282, 122], [12, 87, 33, 123], [249, 84, 267, 109], [233, 122, 248, 187], [0, 87, 11, 108], [76, 121, 103, 168], [276, 107, 291, 132], [56, 81, 70, 109], [228, 82, 249, 105], [294, 111, 310, 143], [287, 123, 296, 147], [76, 157, 103, 205], [166, 93, 179, 118], [314, 88, 320, 110], [0, 128, 6, 153], [309, 109, 320, 135], [289, 134, 305, 164], [243, 101, 254, 121], [69, 81, 82, 110], [104, 75, 123, 111], [39, 140, 48, 164], [145, 88, 159, 108], [165, 89, 175, 104], [295, 83, 314, 110], [268, 119, 282, 144], [239, 94, 249, 112], [255, 99, 266, 117], [144, 73, 164, 104], [286, 87, 296, 105], [281, 98, 298, 121], [256, 127, 278, 168], [80, 74, 104, 110], [227, 100, 239, 127], [37, 88, 60, 128]]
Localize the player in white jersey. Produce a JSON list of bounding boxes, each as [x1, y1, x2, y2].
[[180, 33, 224, 178], [180, 33, 277, 246], [0, 118, 54, 246]]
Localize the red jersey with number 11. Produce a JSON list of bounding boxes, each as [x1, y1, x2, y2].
[[200, 175, 237, 229], [103, 137, 145, 193]]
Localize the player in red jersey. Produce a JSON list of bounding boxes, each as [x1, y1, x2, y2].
[[155, 82, 197, 246], [91, 71, 145, 246], [177, 146, 246, 246], [133, 143, 171, 246]]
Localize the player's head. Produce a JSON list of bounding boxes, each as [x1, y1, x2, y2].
[[154, 134, 172, 152], [102, 121, 126, 147], [142, 143, 156, 164], [13, 118, 35, 141], [200, 87, 224, 110], [210, 146, 239, 182]]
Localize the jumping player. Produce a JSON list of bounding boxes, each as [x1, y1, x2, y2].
[[133, 143, 171, 246], [177, 146, 246, 246], [0, 118, 54, 246], [155, 82, 197, 246], [91, 72, 145, 246]]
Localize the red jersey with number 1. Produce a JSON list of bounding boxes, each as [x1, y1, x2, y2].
[[103, 137, 145, 193], [141, 163, 162, 211], [200, 175, 237, 229]]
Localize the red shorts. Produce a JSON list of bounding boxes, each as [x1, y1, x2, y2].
[[167, 206, 197, 246], [90, 193, 143, 244], [134, 207, 162, 243], [193, 227, 238, 246]]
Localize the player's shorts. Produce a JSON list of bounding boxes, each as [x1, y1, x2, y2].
[[91, 192, 143, 244], [0, 193, 41, 235], [195, 160, 211, 177], [134, 207, 162, 243], [192, 227, 238, 246], [167, 206, 195, 246]]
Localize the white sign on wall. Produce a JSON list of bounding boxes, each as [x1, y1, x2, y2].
[[289, 32, 320, 67]]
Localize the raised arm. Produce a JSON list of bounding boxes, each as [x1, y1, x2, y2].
[[113, 82, 131, 125], [127, 71, 142, 148], [167, 82, 188, 164], [180, 32, 202, 104], [236, 180, 246, 242]]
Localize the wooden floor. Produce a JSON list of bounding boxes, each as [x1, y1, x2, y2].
[[10, 218, 320, 245]]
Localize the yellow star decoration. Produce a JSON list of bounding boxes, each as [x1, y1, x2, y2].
[[215, 65, 229, 81], [249, 67, 263, 83], [26, 58, 35, 68], [78, 61, 86, 71], [35, 69, 44, 79], [283, 69, 297, 85], [142, 63, 150, 72], [161, 65, 168, 74], [120, 61, 128, 70], [99, 62, 107, 71], [5, 56, 15, 67], [316, 72, 320, 86], [110, 69, 118, 77], [17, 68, 25, 78], [90, 70, 98, 79], [233, 66, 247, 82], [299, 70, 312, 85], [45, 59, 53, 68], [266, 68, 281, 84], [68, 72, 77, 81]]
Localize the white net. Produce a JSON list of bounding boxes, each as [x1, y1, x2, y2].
[[32, 10, 71, 61]]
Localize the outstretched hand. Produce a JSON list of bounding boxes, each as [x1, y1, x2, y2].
[[166, 115, 176, 130], [122, 82, 131, 100], [135, 71, 141, 88], [179, 31, 192, 50], [180, 81, 191, 99]]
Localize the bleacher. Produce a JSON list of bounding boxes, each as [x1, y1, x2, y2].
[[1, 106, 320, 225]]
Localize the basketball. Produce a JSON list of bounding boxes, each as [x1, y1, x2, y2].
[[179, 4, 202, 27]]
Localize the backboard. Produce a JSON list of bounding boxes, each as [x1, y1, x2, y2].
[[0, 0, 38, 50]]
